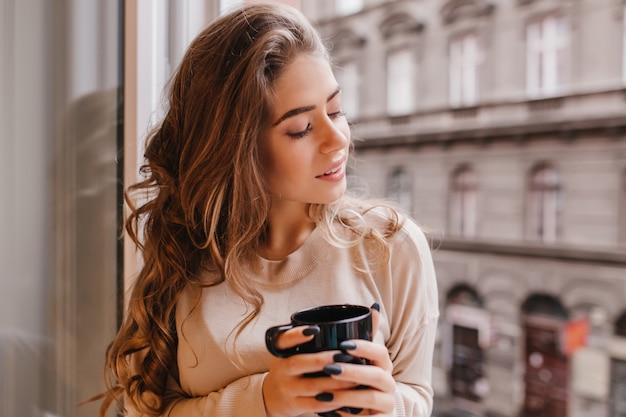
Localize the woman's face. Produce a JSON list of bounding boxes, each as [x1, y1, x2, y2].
[[260, 54, 350, 207]]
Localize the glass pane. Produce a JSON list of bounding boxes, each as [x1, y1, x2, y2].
[[0, 1, 121, 416], [387, 49, 415, 116], [336, 0, 363, 16], [335, 62, 360, 119]]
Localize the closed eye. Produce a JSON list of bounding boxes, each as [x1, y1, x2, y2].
[[287, 124, 312, 139]]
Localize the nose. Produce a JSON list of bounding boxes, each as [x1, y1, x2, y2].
[[319, 116, 349, 154]]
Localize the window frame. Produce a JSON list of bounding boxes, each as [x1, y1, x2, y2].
[[449, 165, 478, 238], [385, 166, 413, 214], [386, 48, 417, 117], [334, 60, 361, 120], [526, 13, 569, 99], [449, 32, 481, 108], [526, 163, 562, 243]]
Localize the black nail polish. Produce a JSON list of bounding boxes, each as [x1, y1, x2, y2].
[[323, 364, 343, 375], [315, 392, 334, 402], [303, 325, 320, 336], [317, 412, 341, 417], [340, 406, 364, 414], [371, 302, 380, 312], [339, 340, 357, 351], [333, 353, 355, 363]]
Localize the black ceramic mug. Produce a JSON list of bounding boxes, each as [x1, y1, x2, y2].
[[265, 304, 373, 357], [265, 304, 373, 416]]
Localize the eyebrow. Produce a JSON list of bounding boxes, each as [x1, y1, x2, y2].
[[272, 86, 341, 127]]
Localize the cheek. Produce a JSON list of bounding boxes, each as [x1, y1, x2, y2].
[[258, 145, 293, 187], [337, 120, 351, 144], [257, 143, 276, 183]]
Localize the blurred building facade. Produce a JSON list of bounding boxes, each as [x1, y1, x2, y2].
[[302, 0, 626, 416]]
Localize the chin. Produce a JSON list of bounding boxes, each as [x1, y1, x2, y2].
[[319, 189, 347, 205]]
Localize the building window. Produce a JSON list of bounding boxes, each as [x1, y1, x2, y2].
[[446, 285, 490, 406], [611, 312, 626, 417], [386, 49, 416, 116], [522, 294, 569, 417], [220, 0, 244, 14], [450, 165, 477, 237], [527, 163, 562, 243], [449, 33, 480, 108], [526, 14, 569, 98], [623, 4, 626, 85], [336, 0, 363, 16], [620, 168, 626, 244], [335, 61, 360, 120], [386, 166, 413, 214]]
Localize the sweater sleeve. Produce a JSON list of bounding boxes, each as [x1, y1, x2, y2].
[[124, 372, 269, 417], [384, 219, 440, 417], [123, 347, 268, 417]]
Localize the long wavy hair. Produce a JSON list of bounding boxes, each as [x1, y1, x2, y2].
[[98, 3, 402, 416]]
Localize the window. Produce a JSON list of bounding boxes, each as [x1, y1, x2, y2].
[[446, 285, 490, 405], [1, 1, 122, 415], [528, 163, 562, 242], [522, 294, 569, 416], [386, 166, 413, 213], [335, 61, 360, 120], [386, 49, 416, 116], [623, 4, 626, 85], [619, 168, 626, 244], [336, 0, 363, 16], [611, 312, 626, 416], [449, 33, 480, 108], [220, 0, 244, 14], [450, 165, 477, 237], [526, 15, 569, 98]]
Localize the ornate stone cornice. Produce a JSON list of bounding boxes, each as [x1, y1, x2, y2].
[[440, 0, 496, 24], [379, 12, 424, 39], [328, 27, 366, 51]]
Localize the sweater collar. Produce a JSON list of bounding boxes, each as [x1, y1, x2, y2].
[[248, 226, 331, 287]]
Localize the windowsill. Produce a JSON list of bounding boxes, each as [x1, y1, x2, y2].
[[433, 236, 626, 266]]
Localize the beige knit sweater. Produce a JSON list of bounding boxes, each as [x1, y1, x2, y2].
[[126, 216, 439, 417]]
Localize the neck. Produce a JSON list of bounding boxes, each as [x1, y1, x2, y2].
[[260, 201, 315, 260]]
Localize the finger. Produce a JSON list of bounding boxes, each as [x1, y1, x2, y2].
[[274, 350, 341, 378], [339, 340, 392, 372], [274, 325, 319, 350], [323, 362, 396, 394], [326, 386, 396, 416]]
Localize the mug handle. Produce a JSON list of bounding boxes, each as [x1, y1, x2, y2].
[[265, 324, 301, 357]]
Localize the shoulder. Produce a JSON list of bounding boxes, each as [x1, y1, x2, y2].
[[327, 198, 433, 259], [360, 204, 430, 250]]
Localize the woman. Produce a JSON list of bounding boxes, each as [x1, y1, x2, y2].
[[99, 3, 439, 417]]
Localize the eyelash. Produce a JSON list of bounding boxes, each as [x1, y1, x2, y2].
[[287, 111, 346, 139]]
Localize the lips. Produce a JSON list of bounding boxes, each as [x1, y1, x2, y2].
[[316, 156, 346, 178], [323, 166, 341, 175]]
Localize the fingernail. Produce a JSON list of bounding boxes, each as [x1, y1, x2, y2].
[[339, 340, 357, 351], [333, 352, 355, 363], [323, 364, 343, 375], [371, 302, 380, 312], [303, 325, 320, 336], [315, 392, 334, 402], [340, 406, 363, 414]]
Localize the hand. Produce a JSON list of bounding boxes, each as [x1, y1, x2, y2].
[[315, 306, 396, 416], [262, 326, 358, 417]]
